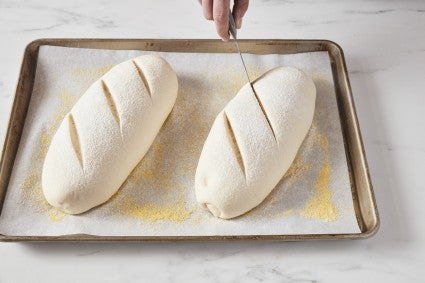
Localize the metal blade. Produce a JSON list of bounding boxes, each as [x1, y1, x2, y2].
[[229, 12, 256, 94]]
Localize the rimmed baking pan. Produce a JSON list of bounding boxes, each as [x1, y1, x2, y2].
[[0, 39, 379, 241]]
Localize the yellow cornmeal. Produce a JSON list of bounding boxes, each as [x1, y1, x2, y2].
[[20, 170, 67, 223], [19, 65, 114, 222], [213, 63, 266, 102], [122, 140, 184, 193], [273, 209, 294, 218], [39, 90, 77, 157], [118, 198, 193, 223], [300, 133, 338, 222], [284, 155, 312, 181], [18, 61, 340, 229], [141, 169, 154, 180], [71, 64, 113, 89], [19, 89, 78, 223], [47, 209, 66, 222], [111, 124, 199, 222], [189, 208, 205, 225], [254, 154, 311, 219]]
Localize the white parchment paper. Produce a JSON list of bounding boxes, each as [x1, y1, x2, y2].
[[0, 46, 360, 236]]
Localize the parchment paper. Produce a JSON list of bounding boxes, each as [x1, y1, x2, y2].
[[0, 46, 360, 236]]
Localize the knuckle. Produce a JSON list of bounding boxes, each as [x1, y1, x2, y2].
[[213, 12, 227, 22], [239, 0, 249, 9], [235, 0, 249, 14]]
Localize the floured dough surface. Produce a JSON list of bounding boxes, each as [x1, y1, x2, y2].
[[42, 55, 178, 214], [195, 66, 316, 219]]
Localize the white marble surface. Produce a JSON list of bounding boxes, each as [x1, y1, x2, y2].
[[0, 0, 424, 282]]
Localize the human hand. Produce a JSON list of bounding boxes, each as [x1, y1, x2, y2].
[[200, 0, 249, 41]]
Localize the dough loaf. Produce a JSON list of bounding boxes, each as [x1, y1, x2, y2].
[[42, 55, 178, 214], [195, 66, 316, 219]]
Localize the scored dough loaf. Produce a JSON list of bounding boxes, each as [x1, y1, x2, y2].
[[42, 55, 178, 214], [195, 66, 316, 219]]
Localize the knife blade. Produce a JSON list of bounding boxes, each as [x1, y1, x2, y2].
[[228, 11, 256, 94]]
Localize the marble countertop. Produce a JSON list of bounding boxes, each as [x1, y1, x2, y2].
[[0, 0, 424, 282]]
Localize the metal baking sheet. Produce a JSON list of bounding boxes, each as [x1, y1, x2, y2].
[[0, 39, 379, 241]]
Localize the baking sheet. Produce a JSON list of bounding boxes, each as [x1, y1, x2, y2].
[[0, 46, 360, 236]]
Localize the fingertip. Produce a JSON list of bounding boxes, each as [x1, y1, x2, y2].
[[215, 21, 230, 42], [217, 28, 230, 41], [217, 30, 230, 41], [202, 0, 214, 21]]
